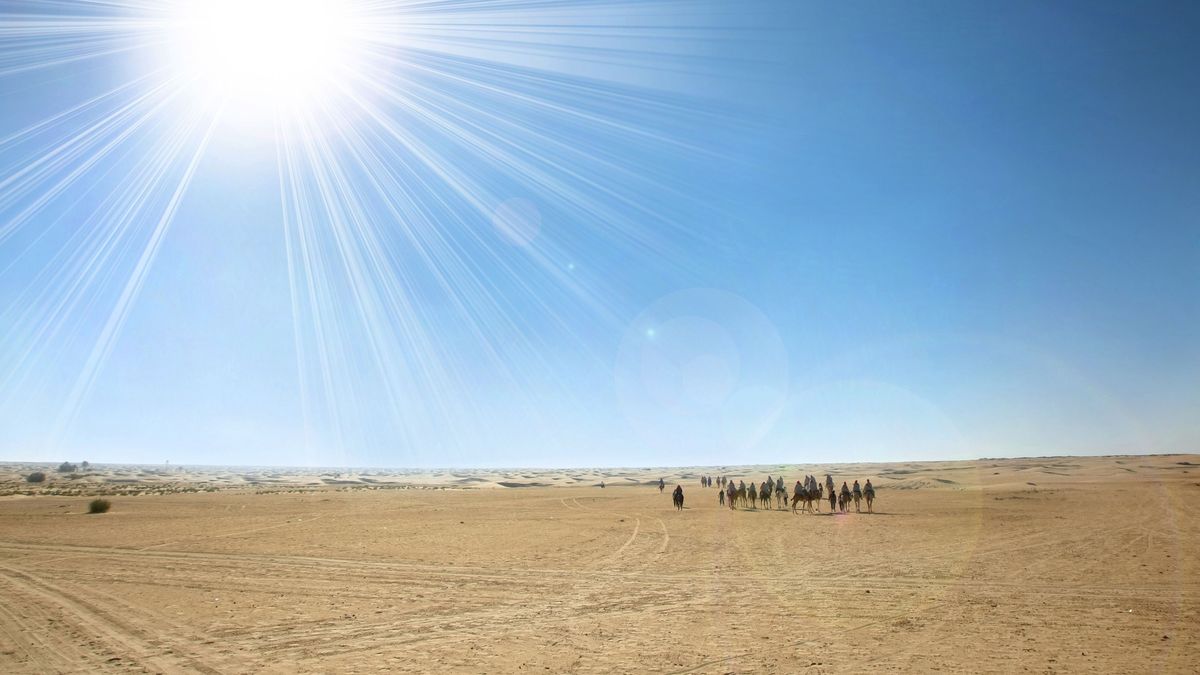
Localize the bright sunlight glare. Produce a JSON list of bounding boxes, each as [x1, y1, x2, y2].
[[170, 0, 358, 110]]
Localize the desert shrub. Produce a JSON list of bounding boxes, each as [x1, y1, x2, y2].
[[26, 472, 46, 483], [87, 499, 111, 514], [57, 462, 77, 473]]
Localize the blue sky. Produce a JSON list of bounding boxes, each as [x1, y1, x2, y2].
[[0, 0, 1196, 467]]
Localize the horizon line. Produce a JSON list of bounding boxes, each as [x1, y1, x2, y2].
[[4, 451, 1194, 473]]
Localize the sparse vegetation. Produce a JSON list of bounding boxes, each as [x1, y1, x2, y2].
[[26, 472, 46, 483], [88, 498, 111, 514], [81, 460, 90, 470], [57, 461, 77, 473]]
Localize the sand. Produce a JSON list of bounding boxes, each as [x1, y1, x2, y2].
[[0, 454, 1197, 673]]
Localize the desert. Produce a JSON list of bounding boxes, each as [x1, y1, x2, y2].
[[4, 2, 1198, 673], [1, 454, 1196, 673]]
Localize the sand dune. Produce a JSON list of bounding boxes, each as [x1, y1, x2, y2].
[[0, 454, 1197, 672]]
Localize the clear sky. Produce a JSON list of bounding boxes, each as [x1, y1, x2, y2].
[[0, 0, 1196, 468]]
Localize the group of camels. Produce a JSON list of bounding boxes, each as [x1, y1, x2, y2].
[[703, 474, 876, 513]]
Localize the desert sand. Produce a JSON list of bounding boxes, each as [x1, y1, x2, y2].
[[0, 454, 1197, 673]]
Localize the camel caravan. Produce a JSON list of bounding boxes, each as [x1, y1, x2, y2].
[[682, 474, 876, 514]]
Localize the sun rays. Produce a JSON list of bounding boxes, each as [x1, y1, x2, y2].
[[0, 0, 725, 462]]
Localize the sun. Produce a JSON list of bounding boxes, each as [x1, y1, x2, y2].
[[169, 0, 360, 111]]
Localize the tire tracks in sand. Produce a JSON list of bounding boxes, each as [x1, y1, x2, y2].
[[0, 563, 224, 674]]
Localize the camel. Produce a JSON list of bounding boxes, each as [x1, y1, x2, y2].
[[775, 483, 787, 510], [864, 483, 875, 513], [672, 487, 684, 510], [726, 483, 738, 510], [852, 482, 862, 513], [748, 483, 758, 509], [790, 485, 822, 514]]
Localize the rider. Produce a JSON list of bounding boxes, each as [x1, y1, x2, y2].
[[852, 479, 862, 496], [658, 478, 665, 493], [864, 479, 873, 493]]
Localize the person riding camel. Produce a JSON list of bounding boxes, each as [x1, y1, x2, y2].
[[840, 481, 850, 497], [852, 480, 862, 497], [658, 478, 665, 493]]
